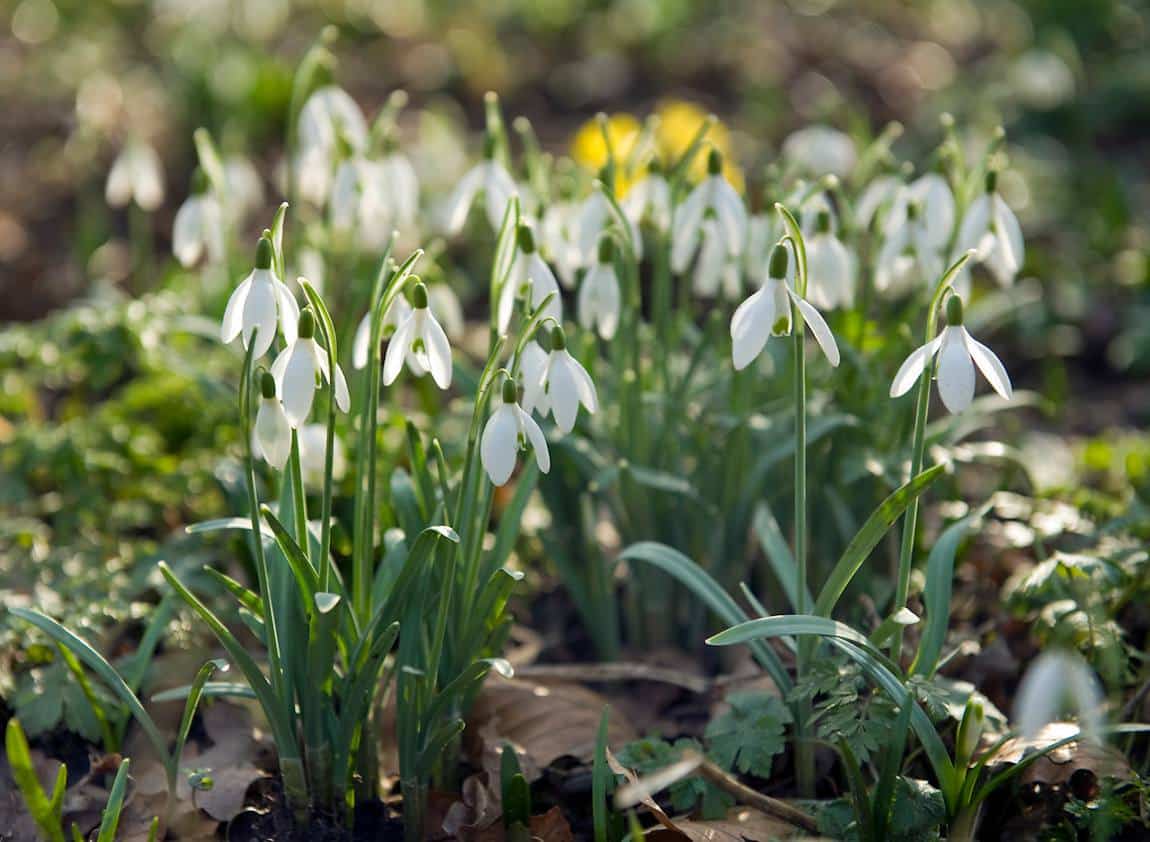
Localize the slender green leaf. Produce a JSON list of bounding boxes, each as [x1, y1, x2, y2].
[[911, 512, 979, 677], [5, 719, 66, 842], [95, 759, 131, 842]]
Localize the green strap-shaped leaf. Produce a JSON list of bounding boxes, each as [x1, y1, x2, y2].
[[911, 512, 980, 677], [5, 718, 66, 842], [814, 464, 946, 617], [95, 759, 131, 842], [618, 542, 792, 693]]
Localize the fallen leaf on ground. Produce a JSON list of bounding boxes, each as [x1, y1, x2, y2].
[[644, 806, 817, 840], [468, 677, 638, 782], [983, 721, 1132, 786]]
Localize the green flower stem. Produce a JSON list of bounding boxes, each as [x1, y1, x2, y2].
[[791, 302, 815, 800], [288, 431, 310, 564]]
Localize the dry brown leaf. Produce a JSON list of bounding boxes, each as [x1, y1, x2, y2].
[[467, 677, 638, 782], [644, 806, 814, 841], [984, 721, 1132, 786]]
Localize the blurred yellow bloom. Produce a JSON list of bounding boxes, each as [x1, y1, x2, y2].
[[655, 99, 744, 193], [571, 113, 641, 194]]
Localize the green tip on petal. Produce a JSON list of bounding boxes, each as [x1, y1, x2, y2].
[[298, 308, 316, 339], [549, 324, 567, 350], [768, 243, 789, 279], [815, 209, 831, 234], [259, 369, 277, 399], [598, 235, 615, 264], [707, 147, 722, 175], [985, 170, 998, 194], [411, 281, 429, 309], [255, 237, 274, 270], [945, 294, 964, 326], [501, 377, 518, 404], [516, 224, 536, 253]]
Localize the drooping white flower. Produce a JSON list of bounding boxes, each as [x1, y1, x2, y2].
[[297, 423, 348, 487], [498, 224, 562, 333], [622, 162, 672, 233], [519, 341, 551, 418], [332, 149, 421, 249], [295, 85, 368, 206], [172, 170, 224, 267], [1014, 650, 1104, 742], [575, 189, 643, 266], [221, 237, 300, 358], [270, 307, 351, 427], [352, 293, 412, 370], [954, 171, 1024, 288], [889, 294, 1012, 414], [253, 370, 291, 470], [106, 140, 165, 211], [875, 173, 956, 295], [442, 134, 519, 233], [578, 236, 622, 340], [534, 326, 598, 433], [480, 378, 551, 486], [671, 149, 747, 274], [540, 198, 582, 289], [692, 218, 743, 300], [223, 155, 265, 221], [382, 282, 453, 389], [781, 125, 857, 178], [854, 173, 903, 231], [731, 243, 840, 371], [805, 210, 855, 310]]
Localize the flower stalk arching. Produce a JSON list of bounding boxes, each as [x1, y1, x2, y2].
[[890, 250, 975, 663]]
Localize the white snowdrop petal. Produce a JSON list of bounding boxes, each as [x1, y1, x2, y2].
[[172, 199, 203, 267], [792, 293, 840, 367], [956, 195, 992, 255], [712, 180, 748, 256], [568, 354, 598, 414], [889, 335, 942, 398], [443, 165, 486, 234], [963, 330, 1013, 401], [273, 281, 300, 346], [520, 408, 551, 474], [352, 312, 372, 370], [935, 327, 976, 413], [221, 274, 252, 343], [281, 343, 318, 426], [671, 185, 707, 272], [547, 356, 581, 434], [255, 398, 292, 470], [242, 274, 279, 358], [382, 316, 413, 385], [730, 287, 773, 371], [481, 405, 519, 486], [424, 313, 453, 390]]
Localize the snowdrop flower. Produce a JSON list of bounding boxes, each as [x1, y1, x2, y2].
[[221, 237, 300, 359], [253, 370, 291, 470], [298, 423, 348, 487], [578, 236, 622, 340], [375, 148, 420, 230], [498, 225, 562, 333], [172, 169, 224, 267], [889, 294, 1012, 414], [671, 149, 747, 274], [443, 134, 518, 234], [106, 140, 165, 211], [1014, 650, 1104, 742], [954, 171, 1024, 288], [295, 85, 368, 206], [854, 173, 902, 231], [692, 218, 743, 300], [575, 188, 642, 266], [519, 340, 551, 418], [352, 294, 411, 369], [731, 243, 840, 371], [271, 308, 351, 427], [875, 173, 955, 294], [382, 281, 453, 389], [781, 125, 856, 178], [805, 210, 855, 310], [533, 325, 598, 433], [481, 377, 550, 486], [540, 198, 582, 289], [622, 160, 672, 233], [223, 156, 265, 221]]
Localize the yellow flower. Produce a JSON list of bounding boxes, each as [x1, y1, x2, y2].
[[655, 99, 744, 192], [570, 113, 641, 194]]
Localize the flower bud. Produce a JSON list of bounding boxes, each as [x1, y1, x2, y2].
[[255, 236, 274, 270], [259, 369, 277, 399], [945, 294, 964, 326], [191, 167, 209, 195], [410, 280, 429, 309], [768, 243, 789, 280], [707, 147, 723, 176], [516, 224, 536, 254], [956, 698, 985, 764], [815, 209, 831, 234], [985, 170, 998, 194], [502, 377, 518, 404], [299, 308, 316, 339], [598, 235, 616, 264]]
